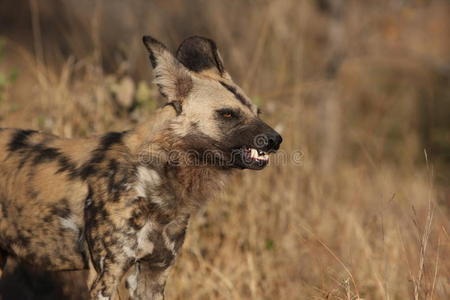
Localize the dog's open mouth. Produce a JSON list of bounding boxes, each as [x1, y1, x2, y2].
[[243, 147, 269, 162], [233, 146, 270, 170]]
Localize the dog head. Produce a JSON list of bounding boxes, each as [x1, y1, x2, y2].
[[143, 35, 282, 170]]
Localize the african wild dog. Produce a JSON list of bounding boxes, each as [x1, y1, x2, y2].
[[0, 35, 282, 299]]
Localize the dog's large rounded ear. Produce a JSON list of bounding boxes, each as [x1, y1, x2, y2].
[[142, 36, 168, 68], [176, 36, 230, 79], [142, 35, 193, 102]]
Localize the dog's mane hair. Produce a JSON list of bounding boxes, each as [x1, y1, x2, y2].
[[173, 166, 228, 210]]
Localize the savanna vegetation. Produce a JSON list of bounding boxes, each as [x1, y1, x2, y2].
[[0, 0, 448, 299]]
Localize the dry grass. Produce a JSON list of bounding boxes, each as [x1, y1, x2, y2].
[[0, 0, 449, 299]]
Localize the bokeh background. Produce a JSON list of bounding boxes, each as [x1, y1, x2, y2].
[[0, 0, 449, 299]]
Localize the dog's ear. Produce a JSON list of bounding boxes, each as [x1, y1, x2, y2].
[[143, 35, 193, 101], [176, 36, 231, 80]]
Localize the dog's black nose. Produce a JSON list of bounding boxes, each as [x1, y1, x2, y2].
[[266, 132, 283, 151]]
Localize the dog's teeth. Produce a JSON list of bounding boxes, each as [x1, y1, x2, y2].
[[250, 148, 258, 159], [247, 148, 269, 162], [245, 148, 269, 162]]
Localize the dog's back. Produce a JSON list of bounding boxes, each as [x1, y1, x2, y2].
[[0, 128, 95, 271]]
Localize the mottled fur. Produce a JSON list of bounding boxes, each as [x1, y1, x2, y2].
[[0, 35, 282, 299]]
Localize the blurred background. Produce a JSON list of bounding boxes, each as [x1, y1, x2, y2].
[[0, 0, 448, 299]]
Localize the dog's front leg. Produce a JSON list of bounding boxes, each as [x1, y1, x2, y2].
[[123, 216, 189, 299], [86, 222, 136, 299], [124, 261, 172, 300], [89, 257, 130, 300]]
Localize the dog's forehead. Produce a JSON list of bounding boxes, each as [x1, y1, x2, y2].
[[187, 77, 258, 113]]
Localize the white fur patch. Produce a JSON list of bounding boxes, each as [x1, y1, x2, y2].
[[99, 257, 105, 272], [123, 245, 136, 259], [97, 292, 110, 300], [135, 167, 161, 198], [126, 266, 139, 296], [137, 222, 155, 258], [163, 231, 176, 255], [150, 195, 167, 207], [59, 216, 79, 233]]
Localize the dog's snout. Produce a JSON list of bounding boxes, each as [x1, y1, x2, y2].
[[248, 120, 283, 152], [267, 132, 282, 151]]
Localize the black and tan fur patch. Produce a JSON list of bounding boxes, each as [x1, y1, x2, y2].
[[0, 35, 282, 300]]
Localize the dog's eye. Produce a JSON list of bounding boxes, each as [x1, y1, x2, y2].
[[217, 109, 237, 120]]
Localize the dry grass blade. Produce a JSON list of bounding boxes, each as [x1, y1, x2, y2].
[[0, 0, 449, 299]]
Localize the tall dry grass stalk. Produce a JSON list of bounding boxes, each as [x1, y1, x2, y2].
[[0, 0, 448, 299]]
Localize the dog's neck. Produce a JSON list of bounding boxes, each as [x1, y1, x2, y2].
[[125, 105, 178, 154], [124, 105, 232, 216]]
